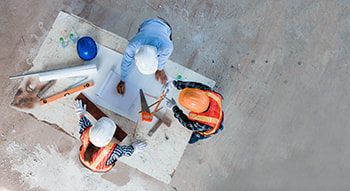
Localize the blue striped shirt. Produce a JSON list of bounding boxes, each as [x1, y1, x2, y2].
[[120, 19, 173, 82], [79, 116, 134, 166], [171, 80, 224, 132]]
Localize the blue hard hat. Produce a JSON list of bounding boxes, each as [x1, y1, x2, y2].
[[77, 36, 97, 61]]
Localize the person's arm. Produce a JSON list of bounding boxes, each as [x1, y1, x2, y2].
[[79, 116, 92, 135], [172, 105, 212, 132], [120, 42, 139, 82], [157, 45, 173, 71], [173, 80, 213, 91], [106, 145, 134, 166], [155, 44, 173, 84]]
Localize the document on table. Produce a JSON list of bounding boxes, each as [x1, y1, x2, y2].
[[97, 70, 140, 114]]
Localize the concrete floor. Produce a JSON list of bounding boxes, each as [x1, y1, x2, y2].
[[1, 0, 350, 190]]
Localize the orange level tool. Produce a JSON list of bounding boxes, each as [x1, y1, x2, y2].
[[40, 81, 93, 106]]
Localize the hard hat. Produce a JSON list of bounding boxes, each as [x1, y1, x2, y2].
[[134, 45, 158, 75], [89, 117, 116, 147], [77, 36, 97, 61], [178, 88, 210, 113]]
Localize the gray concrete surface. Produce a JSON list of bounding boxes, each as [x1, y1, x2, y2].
[[1, 0, 350, 190]]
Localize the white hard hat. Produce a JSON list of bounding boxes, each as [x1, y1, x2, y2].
[[89, 117, 116, 147], [134, 45, 158, 75]]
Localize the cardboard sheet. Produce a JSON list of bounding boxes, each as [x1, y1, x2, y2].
[[10, 11, 216, 184]]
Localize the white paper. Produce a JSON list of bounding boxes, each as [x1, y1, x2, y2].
[[97, 70, 140, 114], [83, 44, 174, 122]]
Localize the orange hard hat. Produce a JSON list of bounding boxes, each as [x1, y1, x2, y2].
[[178, 88, 209, 113]]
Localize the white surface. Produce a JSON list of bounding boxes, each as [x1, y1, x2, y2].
[[39, 62, 97, 81], [10, 11, 215, 185], [96, 70, 139, 115], [83, 43, 175, 123]]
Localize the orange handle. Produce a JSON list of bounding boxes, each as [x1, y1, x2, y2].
[[141, 111, 153, 122], [40, 81, 93, 106], [151, 95, 164, 117]]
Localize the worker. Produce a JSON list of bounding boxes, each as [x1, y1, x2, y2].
[[116, 17, 173, 95], [162, 80, 224, 144], [74, 99, 147, 172]]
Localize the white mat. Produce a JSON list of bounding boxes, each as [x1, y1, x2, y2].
[[96, 70, 139, 114], [83, 44, 173, 123]]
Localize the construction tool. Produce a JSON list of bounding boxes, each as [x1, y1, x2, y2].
[[148, 113, 171, 137], [139, 89, 153, 122], [40, 81, 93, 105], [36, 80, 56, 99], [138, 89, 171, 136], [139, 89, 166, 122], [150, 94, 164, 117], [63, 76, 88, 91]]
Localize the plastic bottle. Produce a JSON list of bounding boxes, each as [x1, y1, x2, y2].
[[59, 37, 68, 48], [69, 33, 77, 44]]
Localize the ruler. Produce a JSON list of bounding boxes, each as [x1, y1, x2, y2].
[[40, 81, 93, 106]]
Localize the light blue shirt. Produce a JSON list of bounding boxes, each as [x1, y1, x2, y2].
[[120, 19, 173, 82]]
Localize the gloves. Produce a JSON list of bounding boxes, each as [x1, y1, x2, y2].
[[165, 97, 177, 110], [74, 99, 86, 118], [132, 141, 147, 154], [161, 80, 174, 95]]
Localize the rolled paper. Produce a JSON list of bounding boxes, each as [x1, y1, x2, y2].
[[39, 63, 97, 81]]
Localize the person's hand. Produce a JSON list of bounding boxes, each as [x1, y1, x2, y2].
[[155, 69, 168, 85], [161, 80, 174, 95], [132, 141, 147, 154], [116, 80, 126, 95], [74, 99, 86, 118], [165, 97, 177, 110]]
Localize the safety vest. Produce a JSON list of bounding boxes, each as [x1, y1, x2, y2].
[[79, 126, 117, 173], [188, 90, 223, 136]]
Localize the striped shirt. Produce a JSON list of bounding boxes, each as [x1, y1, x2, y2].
[[172, 80, 224, 133], [79, 116, 134, 166]]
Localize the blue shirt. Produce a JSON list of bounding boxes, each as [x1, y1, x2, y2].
[[120, 19, 173, 82]]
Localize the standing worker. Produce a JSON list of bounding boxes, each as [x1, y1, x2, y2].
[[162, 80, 224, 144], [116, 18, 173, 95], [74, 100, 147, 172]]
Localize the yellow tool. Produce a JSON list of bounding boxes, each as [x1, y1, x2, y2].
[[40, 81, 93, 105]]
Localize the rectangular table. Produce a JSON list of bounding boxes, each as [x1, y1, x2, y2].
[[10, 11, 215, 184]]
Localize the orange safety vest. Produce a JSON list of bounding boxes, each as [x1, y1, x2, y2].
[[79, 126, 117, 173], [188, 90, 223, 136]]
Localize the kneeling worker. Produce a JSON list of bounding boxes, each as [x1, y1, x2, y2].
[[162, 80, 224, 144], [74, 100, 147, 172]]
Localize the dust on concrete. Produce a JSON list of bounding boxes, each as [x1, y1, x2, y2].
[[2, 0, 350, 191], [11, 79, 52, 109]]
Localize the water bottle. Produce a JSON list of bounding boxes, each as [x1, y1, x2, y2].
[[69, 33, 77, 44], [59, 37, 68, 48]]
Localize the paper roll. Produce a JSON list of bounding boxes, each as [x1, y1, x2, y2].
[[39, 63, 97, 81]]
